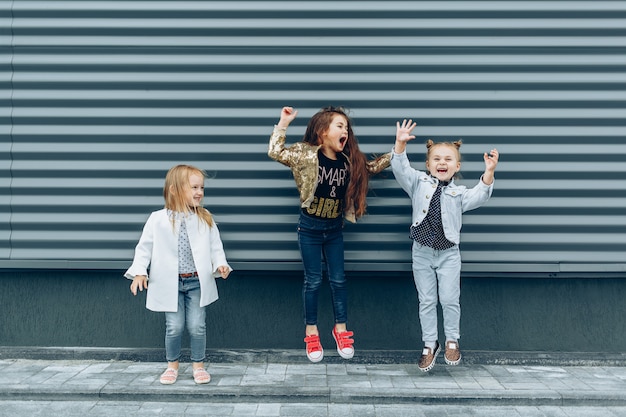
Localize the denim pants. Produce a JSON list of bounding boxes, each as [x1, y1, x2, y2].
[[411, 242, 461, 344], [297, 213, 347, 326], [164, 277, 206, 363]]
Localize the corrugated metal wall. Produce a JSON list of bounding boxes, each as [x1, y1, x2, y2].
[[2, 1, 625, 274]]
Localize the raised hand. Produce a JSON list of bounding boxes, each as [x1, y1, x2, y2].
[[484, 148, 499, 171], [396, 119, 417, 143], [394, 119, 417, 154], [278, 106, 298, 128], [481, 148, 499, 185]]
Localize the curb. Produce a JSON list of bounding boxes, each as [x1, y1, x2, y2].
[[2, 386, 626, 407], [1, 347, 626, 367]]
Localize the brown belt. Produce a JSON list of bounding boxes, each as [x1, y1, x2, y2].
[[179, 272, 198, 278]]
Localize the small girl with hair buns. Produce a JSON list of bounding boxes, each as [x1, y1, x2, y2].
[[391, 120, 499, 372]]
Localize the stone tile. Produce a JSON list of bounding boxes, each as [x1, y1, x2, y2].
[[368, 375, 394, 388], [286, 364, 326, 375], [284, 374, 306, 386], [389, 376, 417, 388], [243, 364, 269, 375], [230, 403, 259, 416], [304, 374, 328, 387], [345, 364, 368, 375], [256, 403, 281, 416], [534, 406, 570, 417], [215, 374, 243, 386], [208, 363, 247, 376], [326, 403, 352, 416], [266, 363, 287, 375], [327, 375, 371, 388], [374, 404, 429, 417], [474, 376, 506, 390], [346, 404, 377, 417], [185, 403, 235, 416], [89, 401, 143, 415], [279, 403, 328, 417], [325, 364, 347, 376], [364, 365, 409, 376], [241, 373, 287, 386], [450, 376, 483, 389]]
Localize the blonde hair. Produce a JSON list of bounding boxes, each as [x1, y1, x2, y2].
[[163, 164, 214, 227], [426, 139, 462, 160]]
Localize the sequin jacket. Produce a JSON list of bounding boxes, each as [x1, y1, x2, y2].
[[268, 126, 391, 223]]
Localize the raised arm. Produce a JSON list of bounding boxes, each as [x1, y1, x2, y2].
[[394, 119, 417, 154], [276, 106, 298, 129], [268, 107, 301, 165], [481, 148, 499, 185]]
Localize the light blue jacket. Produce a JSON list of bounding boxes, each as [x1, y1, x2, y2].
[[391, 149, 493, 245]]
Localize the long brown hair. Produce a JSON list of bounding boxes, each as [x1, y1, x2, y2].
[[163, 164, 214, 227], [302, 106, 370, 219]]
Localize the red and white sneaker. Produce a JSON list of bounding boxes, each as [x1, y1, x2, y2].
[[332, 327, 355, 359], [304, 334, 324, 363]]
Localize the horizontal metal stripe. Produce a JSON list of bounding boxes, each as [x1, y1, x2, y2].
[[8, 2, 626, 12], [8, 90, 626, 101], [11, 36, 626, 47], [10, 72, 626, 82], [5, 126, 625, 136], [8, 108, 626, 119], [7, 55, 626, 66], [10, 18, 626, 29]]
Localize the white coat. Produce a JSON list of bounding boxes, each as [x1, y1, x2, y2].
[[124, 208, 232, 312]]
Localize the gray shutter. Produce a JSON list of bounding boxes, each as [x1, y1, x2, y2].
[[2, 1, 625, 274]]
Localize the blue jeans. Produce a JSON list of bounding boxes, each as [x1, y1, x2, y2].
[[411, 242, 462, 344], [164, 277, 206, 363], [297, 213, 347, 326]]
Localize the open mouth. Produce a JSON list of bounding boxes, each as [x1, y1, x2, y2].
[[339, 136, 347, 146]]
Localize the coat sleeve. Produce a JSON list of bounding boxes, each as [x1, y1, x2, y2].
[[209, 222, 232, 278], [124, 213, 155, 280]]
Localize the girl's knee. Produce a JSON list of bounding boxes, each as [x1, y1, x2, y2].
[[187, 322, 206, 338], [304, 276, 323, 291], [165, 324, 184, 337]]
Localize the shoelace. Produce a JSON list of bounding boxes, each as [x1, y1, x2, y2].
[[304, 334, 322, 353]]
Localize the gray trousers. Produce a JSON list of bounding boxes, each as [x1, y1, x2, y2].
[[411, 242, 461, 344]]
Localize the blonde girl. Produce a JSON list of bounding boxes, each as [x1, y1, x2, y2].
[[125, 164, 231, 384]]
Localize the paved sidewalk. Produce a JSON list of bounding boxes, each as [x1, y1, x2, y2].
[[0, 350, 626, 416]]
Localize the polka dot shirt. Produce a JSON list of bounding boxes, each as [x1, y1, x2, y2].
[[409, 180, 455, 250], [178, 217, 197, 274]]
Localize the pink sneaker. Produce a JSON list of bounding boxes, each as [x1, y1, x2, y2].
[[159, 367, 178, 385], [304, 334, 324, 363], [332, 327, 354, 359]]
